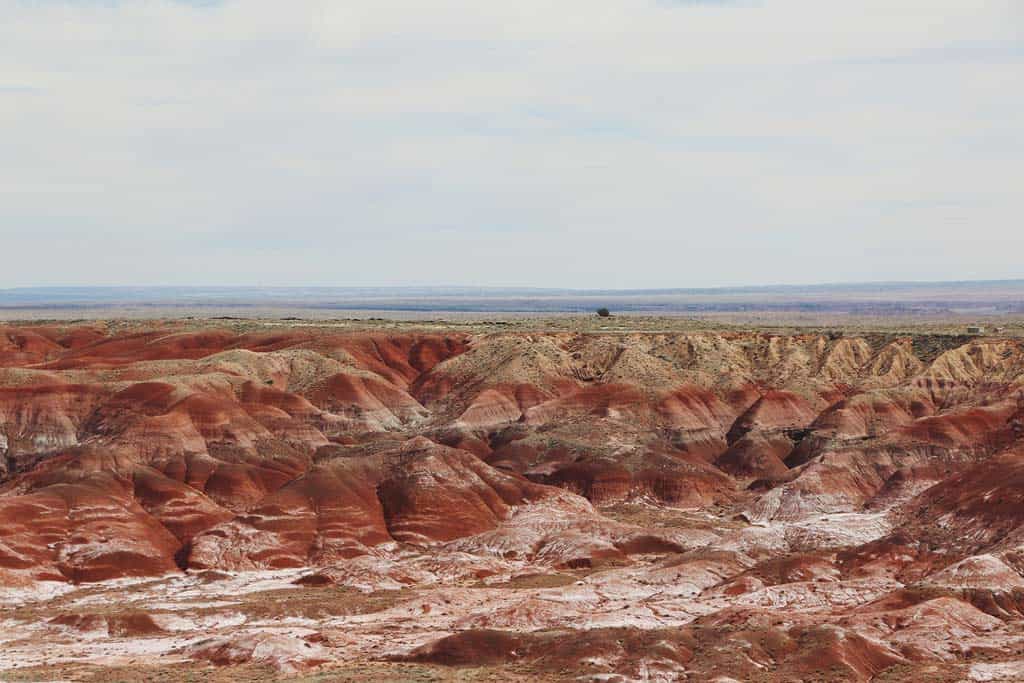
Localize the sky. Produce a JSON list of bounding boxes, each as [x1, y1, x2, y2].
[[1, 0, 1022, 289]]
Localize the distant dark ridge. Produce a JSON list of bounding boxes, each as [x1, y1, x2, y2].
[[1, 302, 1021, 315], [1, 281, 1022, 316]]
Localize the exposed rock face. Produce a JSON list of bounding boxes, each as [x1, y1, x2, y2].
[[0, 470, 182, 582], [49, 610, 170, 637], [186, 454, 390, 570], [378, 437, 551, 543], [716, 430, 794, 480], [2, 323, 1024, 681], [184, 632, 330, 673]]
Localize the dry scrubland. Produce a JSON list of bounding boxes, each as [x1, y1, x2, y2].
[[2, 316, 1024, 681]]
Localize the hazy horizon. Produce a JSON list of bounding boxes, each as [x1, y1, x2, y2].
[[3, 280, 1023, 320]]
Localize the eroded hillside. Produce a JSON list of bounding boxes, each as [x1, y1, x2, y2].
[[2, 322, 1024, 681]]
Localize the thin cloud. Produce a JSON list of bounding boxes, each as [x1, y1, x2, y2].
[[659, 0, 760, 6], [0, 0, 1021, 288]]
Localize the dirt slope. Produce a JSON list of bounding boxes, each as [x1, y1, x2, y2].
[[2, 322, 1024, 681]]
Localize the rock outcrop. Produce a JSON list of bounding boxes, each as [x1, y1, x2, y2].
[[2, 323, 1024, 681]]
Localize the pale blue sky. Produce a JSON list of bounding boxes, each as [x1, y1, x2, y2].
[[1, 0, 1021, 288]]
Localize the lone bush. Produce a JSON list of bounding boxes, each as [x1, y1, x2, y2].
[[596, 307, 611, 317]]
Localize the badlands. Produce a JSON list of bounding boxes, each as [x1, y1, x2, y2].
[[2, 319, 1024, 681]]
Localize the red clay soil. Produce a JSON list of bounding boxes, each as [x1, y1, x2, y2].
[[1, 324, 1024, 681]]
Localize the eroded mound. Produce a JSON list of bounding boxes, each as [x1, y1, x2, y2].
[[2, 322, 1024, 681]]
